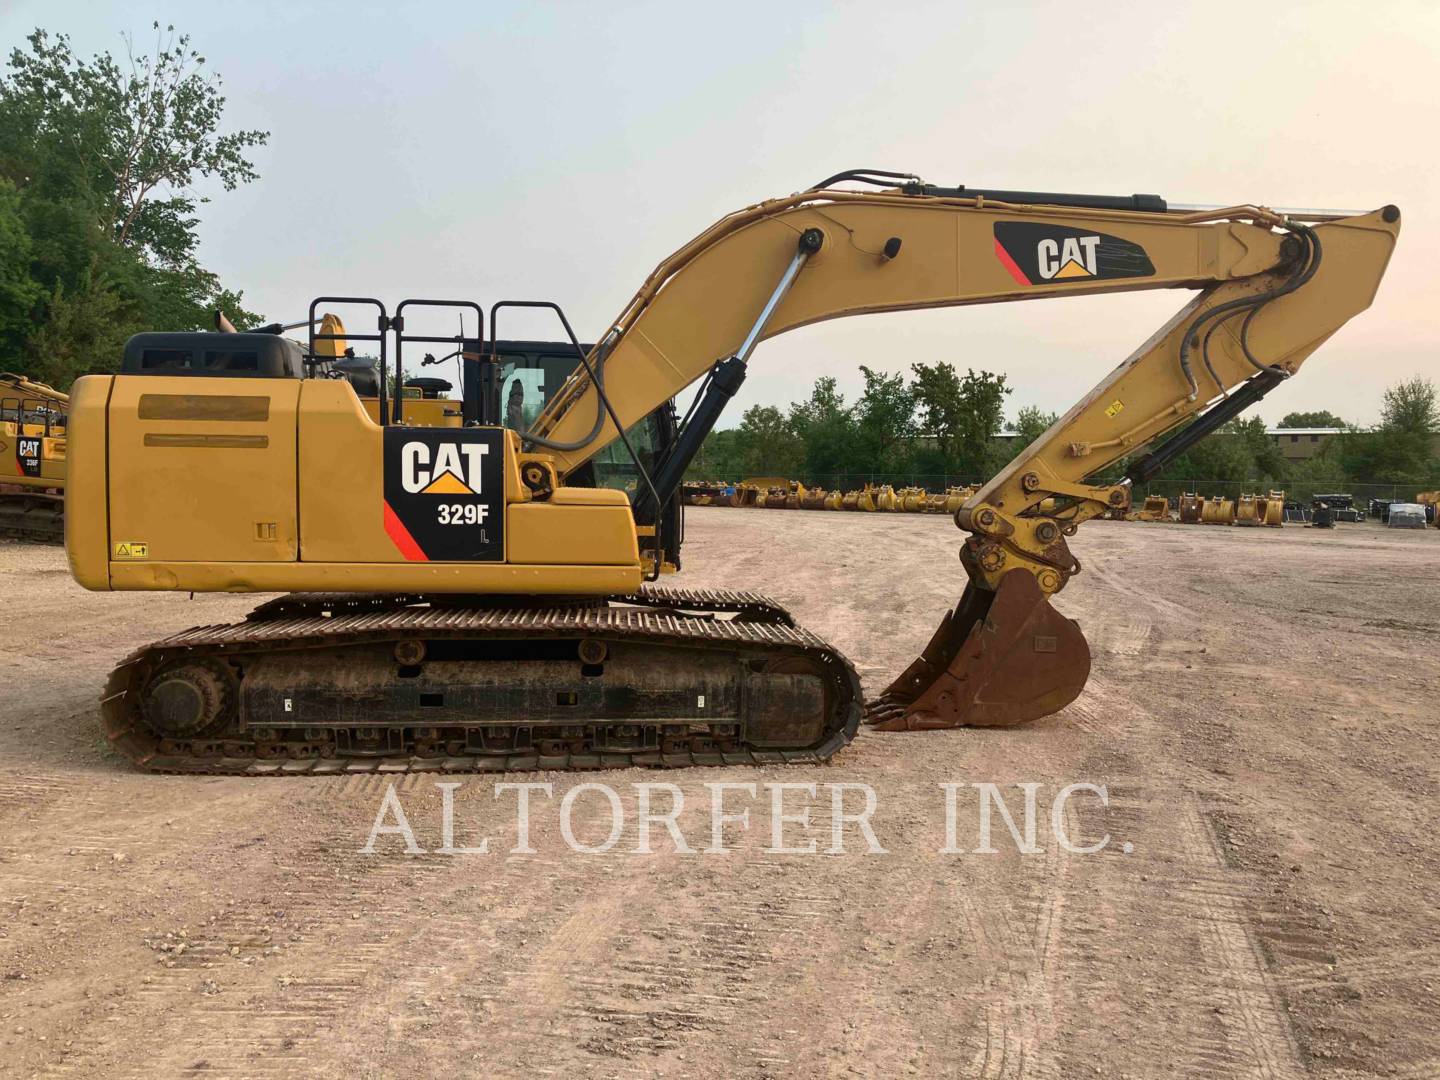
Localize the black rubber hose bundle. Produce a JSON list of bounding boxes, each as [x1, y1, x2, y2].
[[1178, 221, 1322, 398]]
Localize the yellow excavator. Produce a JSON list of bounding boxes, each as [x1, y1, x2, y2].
[[64, 173, 1398, 772], [1, 372, 69, 542]]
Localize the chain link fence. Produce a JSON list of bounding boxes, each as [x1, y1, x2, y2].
[[696, 472, 1439, 504], [1130, 480, 1439, 507], [761, 472, 989, 491]]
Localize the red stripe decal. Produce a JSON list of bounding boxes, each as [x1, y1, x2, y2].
[[383, 501, 428, 561], [993, 237, 1031, 286]]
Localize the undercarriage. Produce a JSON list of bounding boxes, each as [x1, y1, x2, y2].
[[101, 587, 862, 774], [0, 488, 64, 543]]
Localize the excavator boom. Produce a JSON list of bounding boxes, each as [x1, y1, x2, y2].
[[525, 181, 1398, 730]]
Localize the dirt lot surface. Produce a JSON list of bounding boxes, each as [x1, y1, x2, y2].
[[1, 510, 1438, 1078]]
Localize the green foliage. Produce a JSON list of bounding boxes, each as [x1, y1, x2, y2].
[[0, 24, 266, 385], [786, 376, 857, 478], [853, 365, 915, 471], [688, 369, 1439, 498], [1008, 404, 1059, 447], [740, 405, 804, 477], [689, 426, 742, 479], [1284, 441, 1346, 490], [1380, 376, 1439, 434], [685, 362, 1014, 484], [24, 270, 133, 385], [1334, 377, 1439, 484], [0, 178, 42, 352], [1231, 415, 1289, 480], [1147, 418, 1259, 488], [1132, 377, 1438, 497], [1279, 409, 1345, 427], [910, 363, 1011, 477]]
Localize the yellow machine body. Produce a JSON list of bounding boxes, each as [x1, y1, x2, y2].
[[66, 375, 641, 595], [360, 395, 462, 428], [1, 373, 70, 541], [1, 416, 66, 490], [1, 373, 69, 490]]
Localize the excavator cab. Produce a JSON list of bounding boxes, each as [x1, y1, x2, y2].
[[488, 338, 682, 570], [308, 300, 682, 571], [1, 378, 68, 441]]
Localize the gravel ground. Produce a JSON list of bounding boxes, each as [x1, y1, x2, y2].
[[0, 509, 1437, 1078]]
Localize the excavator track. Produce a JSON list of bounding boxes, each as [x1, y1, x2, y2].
[[0, 492, 64, 544], [101, 586, 860, 775], [242, 586, 797, 626]]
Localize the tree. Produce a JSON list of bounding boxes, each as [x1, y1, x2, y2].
[[3, 25, 266, 265], [1380, 377, 1438, 435], [1337, 376, 1439, 484], [911, 363, 1012, 478], [910, 361, 961, 464], [853, 365, 915, 472], [0, 25, 266, 382], [787, 376, 857, 480], [1150, 419, 1259, 489], [1279, 410, 1345, 428], [1285, 443, 1348, 498], [1008, 404, 1059, 447], [1136, 414, 1288, 495], [733, 404, 804, 478], [687, 426, 741, 480], [911, 362, 1011, 479], [0, 179, 42, 357], [22, 271, 135, 386], [1230, 415, 1289, 481]]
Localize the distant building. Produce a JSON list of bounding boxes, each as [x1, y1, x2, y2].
[[1267, 427, 1344, 463]]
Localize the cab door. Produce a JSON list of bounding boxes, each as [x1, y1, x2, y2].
[[107, 377, 299, 562]]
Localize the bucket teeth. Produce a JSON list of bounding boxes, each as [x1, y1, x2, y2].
[[865, 570, 1091, 730]]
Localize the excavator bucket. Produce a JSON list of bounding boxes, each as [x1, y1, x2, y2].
[[865, 570, 1090, 730]]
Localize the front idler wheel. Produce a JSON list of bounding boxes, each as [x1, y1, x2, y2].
[[138, 658, 237, 739]]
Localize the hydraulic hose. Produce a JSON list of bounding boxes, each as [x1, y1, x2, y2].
[[1178, 221, 1321, 398]]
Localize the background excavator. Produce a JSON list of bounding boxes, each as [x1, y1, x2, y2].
[[1, 372, 69, 542], [63, 173, 1398, 772]]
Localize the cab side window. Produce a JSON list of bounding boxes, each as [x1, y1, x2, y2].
[[498, 365, 548, 432]]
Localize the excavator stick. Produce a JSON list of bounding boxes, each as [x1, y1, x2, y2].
[[865, 570, 1091, 730]]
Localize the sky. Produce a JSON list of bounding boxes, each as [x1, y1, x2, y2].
[[3, 0, 1437, 427]]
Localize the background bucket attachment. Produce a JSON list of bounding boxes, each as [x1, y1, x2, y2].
[[864, 570, 1091, 730]]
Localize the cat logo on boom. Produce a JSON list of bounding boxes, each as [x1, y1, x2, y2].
[[993, 222, 1156, 287], [1037, 235, 1101, 280]]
